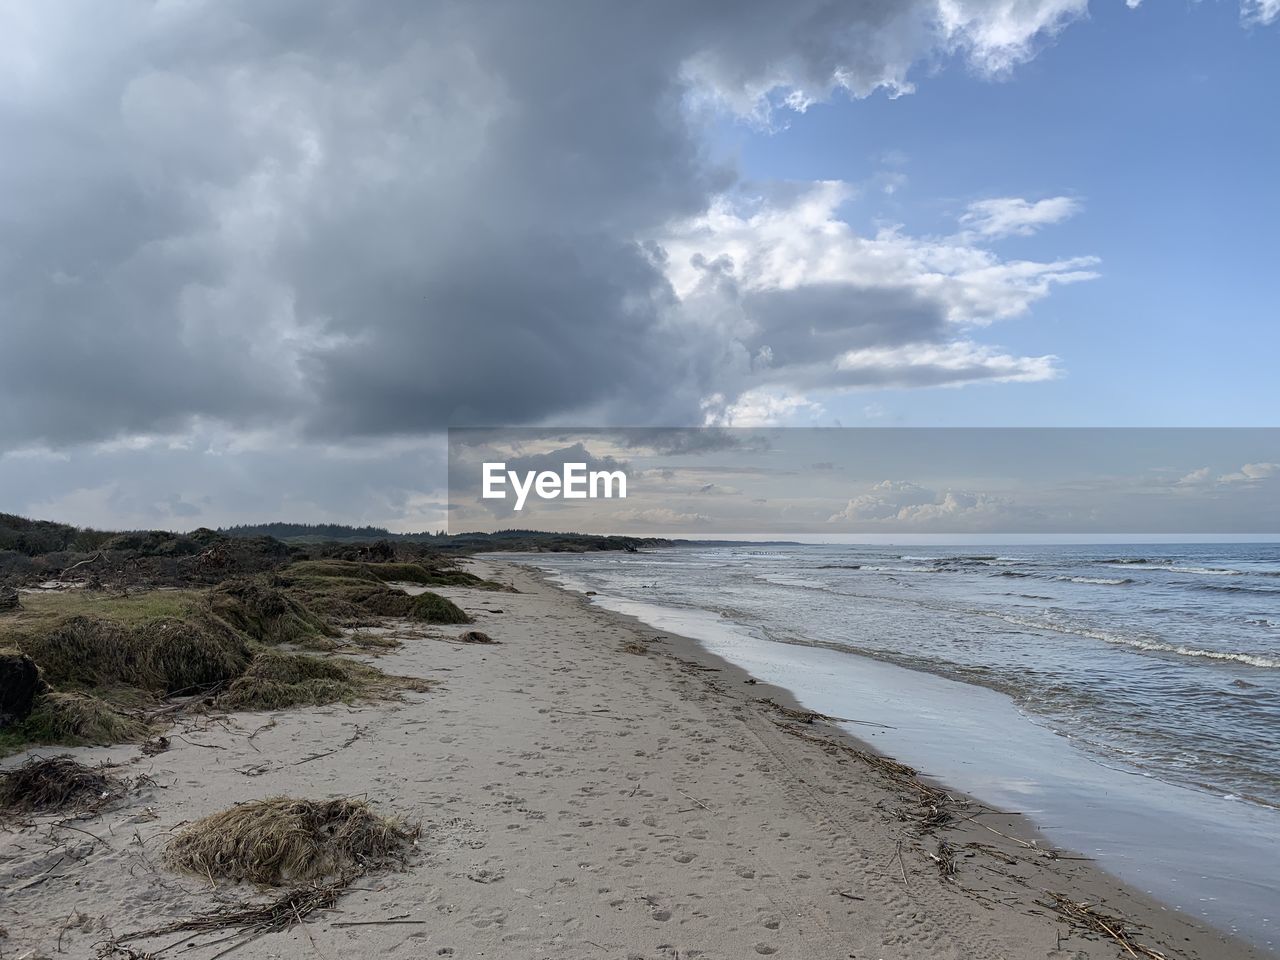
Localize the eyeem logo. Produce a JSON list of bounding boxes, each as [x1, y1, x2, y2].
[[482, 462, 627, 511]]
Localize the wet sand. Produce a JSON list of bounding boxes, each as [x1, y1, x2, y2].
[[0, 559, 1266, 959]]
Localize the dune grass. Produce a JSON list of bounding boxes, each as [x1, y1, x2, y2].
[[1, 562, 454, 751], [17, 615, 250, 694], [286, 558, 505, 590], [217, 651, 431, 711], [1, 691, 151, 753], [204, 578, 337, 647]]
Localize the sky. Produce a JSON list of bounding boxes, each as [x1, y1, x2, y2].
[[0, 0, 1276, 532]]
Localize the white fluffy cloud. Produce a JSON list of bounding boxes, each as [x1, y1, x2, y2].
[[961, 196, 1082, 238], [1242, 0, 1280, 25], [829, 479, 1016, 526], [660, 181, 1090, 411]]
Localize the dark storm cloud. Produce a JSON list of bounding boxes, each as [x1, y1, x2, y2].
[[0, 0, 1099, 454]]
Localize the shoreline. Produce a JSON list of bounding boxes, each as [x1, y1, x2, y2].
[[0, 558, 1267, 959], [506, 560, 1271, 959]]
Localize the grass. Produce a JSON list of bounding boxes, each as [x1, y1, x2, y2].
[[204, 578, 337, 647], [282, 575, 471, 625], [217, 651, 431, 711], [285, 558, 507, 590], [412, 591, 471, 624], [1, 567, 446, 751], [4, 589, 204, 633], [164, 796, 417, 885], [16, 615, 250, 693], [1, 688, 152, 756]]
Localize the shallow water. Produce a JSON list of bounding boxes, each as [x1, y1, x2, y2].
[[513, 543, 1280, 949]]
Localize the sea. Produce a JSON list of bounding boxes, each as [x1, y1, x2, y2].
[[511, 542, 1280, 950]]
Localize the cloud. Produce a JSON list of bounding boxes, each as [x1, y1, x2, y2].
[[1242, 0, 1280, 25], [828, 478, 1019, 527], [0, 1, 1106, 460], [961, 196, 1082, 238], [1218, 462, 1279, 483], [663, 182, 1090, 400], [1175, 462, 1279, 487], [702, 389, 826, 426]]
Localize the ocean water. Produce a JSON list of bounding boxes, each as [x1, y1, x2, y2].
[[512, 543, 1280, 947]]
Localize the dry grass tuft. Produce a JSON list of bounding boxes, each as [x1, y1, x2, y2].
[[21, 691, 151, 746], [164, 796, 417, 885], [0, 755, 124, 813], [217, 652, 430, 711]]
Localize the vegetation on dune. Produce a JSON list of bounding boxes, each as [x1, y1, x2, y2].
[[285, 557, 505, 591], [412, 591, 472, 624], [0, 514, 527, 753], [164, 796, 417, 885], [217, 651, 430, 711], [204, 577, 337, 647], [219, 522, 670, 554], [16, 615, 250, 694], [2, 691, 151, 752]]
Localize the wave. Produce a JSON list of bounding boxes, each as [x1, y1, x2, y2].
[[1091, 635, 1280, 669], [1055, 575, 1133, 585], [1194, 582, 1280, 596], [988, 611, 1280, 669], [1106, 562, 1279, 577], [997, 570, 1031, 578]]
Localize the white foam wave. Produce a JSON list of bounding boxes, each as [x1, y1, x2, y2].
[[1055, 575, 1132, 585]]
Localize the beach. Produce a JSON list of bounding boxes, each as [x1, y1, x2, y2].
[[0, 559, 1266, 959]]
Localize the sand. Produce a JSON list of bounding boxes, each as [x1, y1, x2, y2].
[[0, 559, 1267, 960]]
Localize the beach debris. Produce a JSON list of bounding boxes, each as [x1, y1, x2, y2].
[[761, 697, 839, 725], [931, 839, 958, 878], [106, 876, 352, 957], [140, 735, 170, 756], [1040, 893, 1169, 960], [0, 755, 125, 814], [164, 796, 418, 885], [458, 630, 498, 644], [620, 640, 649, 655], [0, 648, 42, 725]]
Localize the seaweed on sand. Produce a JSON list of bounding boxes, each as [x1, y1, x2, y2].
[[0, 754, 125, 814]]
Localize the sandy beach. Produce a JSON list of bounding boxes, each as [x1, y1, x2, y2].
[[0, 559, 1266, 960]]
